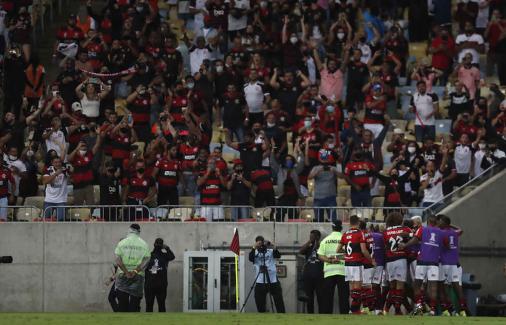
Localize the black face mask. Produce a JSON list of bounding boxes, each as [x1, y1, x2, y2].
[[120, 127, 129, 133], [391, 174, 398, 180], [107, 168, 116, 173], [154, 244, 163, 250], [137, 168, 145, 174]]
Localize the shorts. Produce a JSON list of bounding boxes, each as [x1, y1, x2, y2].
[[372, 265, 385, 285], [408, 260, 417, 283], [345, 265, 363, 282], [415, 264, 440, 282], [362, 266, 374, 285], [441, 265, 462, 285], [386, 259, 407, 282]]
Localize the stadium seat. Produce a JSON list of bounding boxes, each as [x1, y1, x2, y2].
[[338, 185, 351, 199], [372, 197, 384, 207], [133, 142, 146, 154], [93, 185, 100, 205], [252, 207, 272, 221], [378, 186, 385, 197], [238, 218, 257, 222], [390, 119, 408, 131], [68, 208, 91, 221], [24, 196, 45, 210], [436, 119, 452, 136], [299, 209, 314, 222], [179, 196, 195, 206], [168, 207, 192, 221], [16, 207, 42, 221], [337, 196, 347, 206]]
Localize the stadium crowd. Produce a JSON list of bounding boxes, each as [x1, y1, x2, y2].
[[0, 0, 506, 221]]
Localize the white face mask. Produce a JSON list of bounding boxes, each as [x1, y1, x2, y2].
[[8, 155, 17, 161], [407, 147, 416, 154], [216, 65, 224, 73], [26, 150, 34, 158], [478, 143, 486, 150], [267, 122, 275, 128], [290, 36, 298, 44], [337, 32, 345, 39], [260, 1, 268, 8], [304, 121, 312, 128], [328, 143, 335, 149], [79, 150, 87, 156]]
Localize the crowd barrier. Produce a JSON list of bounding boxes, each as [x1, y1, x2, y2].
[[0, 204, 425, 223]]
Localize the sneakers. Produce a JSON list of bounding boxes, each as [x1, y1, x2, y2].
[[459, 310, 468, 317], [427, 309, 436, 316], [374, 309, 384, 316]]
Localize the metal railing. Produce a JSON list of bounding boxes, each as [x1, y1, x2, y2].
[[0, 206, 40, 222], [423, 164, 505, 218], [41, 204, 151, 222]]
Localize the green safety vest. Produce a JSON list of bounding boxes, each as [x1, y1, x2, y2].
[[317, 231, 345, 277], [114, 233, 150, 276]]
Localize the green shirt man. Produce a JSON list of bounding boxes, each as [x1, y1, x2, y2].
[[115, 225, 150, 276], [317, 228, 345, 277]]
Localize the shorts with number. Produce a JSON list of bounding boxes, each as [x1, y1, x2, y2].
[[386, 259, 407, 282], [441, 265, 462, 285], [408, 260, 417, 283], [415, 264, 440, 282], [345, 265, 363, 282], [372, 265, 385, 285], [362, 267, 374, 285]]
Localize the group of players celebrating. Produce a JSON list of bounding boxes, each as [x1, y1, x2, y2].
[[338, 212, 467, 316]]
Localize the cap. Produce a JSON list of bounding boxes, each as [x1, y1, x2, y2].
[[130, 223, 141, 232], [372, 83, 382, 91], [393, 128, 404, 135], [71, 102, 82, 111]]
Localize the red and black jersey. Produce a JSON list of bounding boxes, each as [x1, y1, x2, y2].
[[179, 144, 199, 171], [85, 42, 105, 70], [344, 161, 375, 188], [56, 26, 84, 43], [169, 95, 189, 124], [300, 130, 322, 160], [362, 230, 374, 268], [200, 173, 222, 205], [128, 95, 151, 125], [383, 226, 412, 262], [71, 152, 94, 189], [340, 228, 365, 266], [250, 169, 273, 191], [123, 174, 155, 200], [110, 133, 131, 160], [155, 158, 179, 188], [99, 124, 114, 155], [0, 168, 14, 198], [364, 95, 387, 124]]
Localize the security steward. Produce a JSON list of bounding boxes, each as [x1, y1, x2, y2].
[[317, 220, 349, 314], [299, 230, 324, 314], [249, 236, 286, 313], [145, 238, 175, 312]]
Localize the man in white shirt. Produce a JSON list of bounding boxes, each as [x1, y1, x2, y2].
[[227, 0, 249, 34], [42, 156, 70, 221], [410, 81, 439, 142], [42, 116, 68, 159], [455, 21, 485, 65], [4, 147, 26, 198], [243, 69, 270, 126], [454, 133, 475, 186], [420, 148, 449, 208], [473, 139, 487, 177], [189, 36, 212, 75]]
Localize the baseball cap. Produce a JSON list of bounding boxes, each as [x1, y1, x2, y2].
[[71, 102, 82, 112]]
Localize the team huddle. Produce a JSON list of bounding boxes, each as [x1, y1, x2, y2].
[[338, 213, 466, 316]]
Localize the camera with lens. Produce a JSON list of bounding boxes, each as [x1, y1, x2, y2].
[[258, 240, 271, 253]]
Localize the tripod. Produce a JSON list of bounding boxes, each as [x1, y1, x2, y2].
[[240, 251, 276, 313]]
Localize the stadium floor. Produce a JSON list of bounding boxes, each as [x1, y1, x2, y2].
[[1, 313, 503, 325]]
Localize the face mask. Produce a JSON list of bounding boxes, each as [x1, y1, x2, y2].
[[136, 6, 144, 12], [267, 122, 275, 127], [8, 155, 17, 161], [186, 82, 195, 89], [478, 143, 486, 150], [79, 150, 87, 156], [285, 160, 294, 169], [408, 147, 416, 154], [120, 127, 129, 133], [52, 91, 59, 97], [304, 121, 312, 128], [26, 150, 34, 158], [326, 105, 334, 113], [138, 89, 146, 95], [216, 65, 224, 73], [391, 174, 398, 179], [260, 1, 268, 8], [337, 32, 345, 40], [327, 143, 335, 149], [107, 168, 116, 173], [253, 128, 261, 134], [290, 37, 298, 44], [137, 168, 145, 174]]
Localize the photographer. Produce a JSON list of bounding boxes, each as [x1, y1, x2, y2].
[[145, 238, 175, 313], [248, 236, 286, 313]]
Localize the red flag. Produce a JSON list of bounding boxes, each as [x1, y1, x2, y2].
[[229, 228, 240, 255]]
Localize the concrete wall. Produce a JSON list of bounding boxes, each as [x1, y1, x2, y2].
[[442, 169, 506, 296], [0, 222, 330, 312]]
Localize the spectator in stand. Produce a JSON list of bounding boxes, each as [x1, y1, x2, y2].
[[152, 144, 180, 207], [454, 132, 480, 186], [42, 156, 70, 221], [410, 81, 438, 142], [344, 150, 376, 207], [455, 20, 485, 66], [363, 83, 388, 139], [448, 81, 472, 122], [221, 83, 247, 142], [428, 26, 455, 86], [411, 58, 444, 94], [312, 42, 346, 102], [121, 159, 157, 221], [99, 161, 121, 221], [226, 159, 252, 220], [109, 117, 137, 172], [244, 69, 269, 126], [484, 10, 506, 78], [452, 53, 481, 101], [420, 147, 450, 208], [197, 158, 227, 221], [68, 139, 102, 205], [75, 77, 111, 119], [0, 161, 16, 221], [24, 54, 45, 110]]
